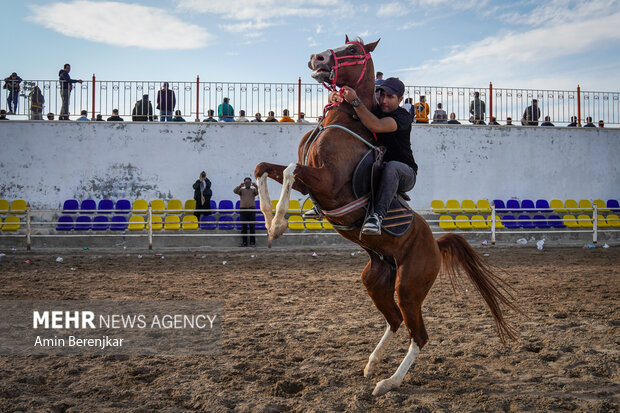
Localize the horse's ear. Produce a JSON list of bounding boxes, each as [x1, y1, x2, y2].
[[345, 34, 350, 43], [365, 38, 380, 53]]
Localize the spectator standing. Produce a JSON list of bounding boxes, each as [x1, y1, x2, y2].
[[29, 85, 45, 120], [0, 110, 8, 120], [172, 110, 185, 122], [76, 110, 89, 121], [132, 94, 154, 121], [413, 96, 429, 123], [469, 91, 486, 124], [265, 111, 278, 122], [432, 103, 447, 124], [297, 112, 310, 123], [583, 116, 595, 127], [236, 110, 249, 122], [58, 64, 82, 120], [252, 112, 263, 122], [280, 109, 295, 122], [203, 109, 217, 122], [157, 82, 176, 122], [234, 177, 258, 247], [4, 72, 22, 114], [540, 116, 554, 126], [46, 112, 55, 120], [402, 98, 413, 115], [447, 113, 460, 124], [521, 99, 540, 126], [218, 97, 235, 122], [107, 109, 123, 121], [193, 171, 212, 219], [375, 71, 384, 87], [567, 116, 578, 127]]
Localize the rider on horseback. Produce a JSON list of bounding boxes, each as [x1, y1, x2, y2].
[[336, 77, 418, 235]]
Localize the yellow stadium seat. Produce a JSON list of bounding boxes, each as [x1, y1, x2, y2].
[[471, 214, 489, 229], [150, 215, 163, 231], [288, 215, 305, 230], [288, 200, 301, 214], [606, 214, 620, 228], [476, 200, 491, 213], [271, 200, 278, 213], [0, 199, 9, 214], [322, 220, 334, 230], [455, 215, 472, 229], [577, 214, 593, 228], [445, 200, 461, 214], [578, 199, 593, 213], [167, 199, 183, 214], [182, 215, 198, 230], [461, 200, 476, 213], [2, 215, 20, 231], [305, 218, 323, 230], [430, 200, 446, 213], [184, 199, 196, 211], [564, 199, 578, 213], [128, 216, 146, 231], [595, 214, 610, 228], [562, 214, 579, 228], [164, 215, 181, 230], [302, 199, 314, 211], [10, 200, 27, 214], [132, 199, 148, 214], [439, 215, 456, 230], [549, 199, 564, 213], [0, 217, 2, 228], [151, 200, 166, 214], [487, 215, 505, 229], [593, 199, 608, 213]]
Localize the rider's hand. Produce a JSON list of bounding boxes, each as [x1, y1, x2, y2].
[[328, 91, 342, 103], [339, 86, 358, 103]]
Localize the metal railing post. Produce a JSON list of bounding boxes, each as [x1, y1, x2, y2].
[[593, 203, 598, 244], [26, 204, 31, 251], [491, 204, 496, 245], [195, 75, 200, 122], [577, 84, 581, 126], [489, 82, 493, 122], [91, 74, 96, 120], [298, 77, 302, 120], [148, 206, 153, 250]]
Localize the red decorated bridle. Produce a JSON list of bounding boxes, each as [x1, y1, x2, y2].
[[323, 40, 371, 92]]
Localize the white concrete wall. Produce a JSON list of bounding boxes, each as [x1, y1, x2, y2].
[[0, 121, 618, 209]]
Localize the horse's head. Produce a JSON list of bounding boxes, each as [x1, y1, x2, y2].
[[308, 36, 379, 90]]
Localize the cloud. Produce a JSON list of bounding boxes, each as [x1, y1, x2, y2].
[[377, 2, 407, 17], [219, 20, 275, 33], [28, 1, 211, 50], [177, 0, 333, 21]]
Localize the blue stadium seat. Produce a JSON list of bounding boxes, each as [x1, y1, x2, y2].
[[218, 215, 234, 229], [532, 214, 550, 228], [501, 214, 519, 229], [56, 215, 74, 231], [535, 199, 551, 212], [209, 200, 217, 214], [62, 199, 79, 214], [199, 215, 217, 230], [548, 214, 566, 228], [492, 199, 506, 212], [235, 200, 241, 212], [75, 215, 92, 230], [608, 199, 620, 212], [506, 199, 520, 213], [92, 215, 109, 230], [235, 216, 243, 230], [98, 199, 114, 214], [521, 199, 535, 213], [517, 214, 535, 228], [115, 199, 131, 214], [255, 214, 266, 230], [255, 200, 261, 210], [218, 200, 234, 215], [80, 199, 97, 214], [110, 215, 128, 231]]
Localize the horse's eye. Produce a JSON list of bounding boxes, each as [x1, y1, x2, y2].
[[348, 46, 356, 53]]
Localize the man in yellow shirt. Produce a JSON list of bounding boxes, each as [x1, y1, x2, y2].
[[413, 95, 429, 123], [279, 109, 295, 122]]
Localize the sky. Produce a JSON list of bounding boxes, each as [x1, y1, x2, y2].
[[4, 0, 620, 91]]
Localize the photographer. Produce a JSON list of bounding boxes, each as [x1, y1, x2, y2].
[[233, 177, 258, 247], [193, 171, 212, 219]]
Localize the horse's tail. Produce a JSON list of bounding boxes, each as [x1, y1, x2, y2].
[[436, 233, 519, 344]]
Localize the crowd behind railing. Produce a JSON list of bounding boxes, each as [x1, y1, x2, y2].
[[1, 69, 619, 126]]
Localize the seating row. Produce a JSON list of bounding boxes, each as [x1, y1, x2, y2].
[[431, 199, 620, 214], [0, 200, 27, 214], [438, 214, 620, 230]]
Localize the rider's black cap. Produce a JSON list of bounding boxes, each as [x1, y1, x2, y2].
[[376, 77, 404, 97]]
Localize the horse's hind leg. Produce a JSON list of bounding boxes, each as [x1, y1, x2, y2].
[[361, 251, 403, 378]]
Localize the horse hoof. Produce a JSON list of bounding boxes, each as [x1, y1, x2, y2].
[[372, 378, 397, 397], [364, 357, 379, 378]]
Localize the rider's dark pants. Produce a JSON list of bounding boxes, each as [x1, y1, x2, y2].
[[374, 161, 416, 218]]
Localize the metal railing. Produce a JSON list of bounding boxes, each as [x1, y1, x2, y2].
[[1, 77, 618, 125]]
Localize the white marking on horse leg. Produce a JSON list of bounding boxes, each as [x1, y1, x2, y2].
[[269, 162, 296, 239], [257, 172, 273, 231], [372, 340, 420, 397], [364, 324, 394, 378]]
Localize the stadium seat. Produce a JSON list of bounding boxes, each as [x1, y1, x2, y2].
[[517, 214, 535, 229], [0, 199, 8, 214], [288, 200, 302, 214], [501, 214, 520, 229], [150, 200, 166, 214], [2, 216, 20, 231], [592, 199, 608, 213], [132, 199, 148, 214], [606, 214, 620, 228], [549, 199, 564, 213], [150, 215, 163, 231], [110, 215, 128, 231], [595, 214, 610, 228], [606, 199, 619, 212], [506, 199, 520, 213], [167, 199, 183, 214], [577, 214, 593, 228], [492, 199, 506, 212], [439, 215, 456, 230], [10, 200, 27, 214], [455, 215, 472, 229], [322, 219, 334, 230], [234, 216, 243, 230], [80, 199, 96, 214], [182, 215, 198, 230], [521, 199, 535, 213], [302, 199, 315, 213], [97, 199, 114, 214], [128, 215, 145, 231], [62, 199, 79, 214], [218, 215, 235, 230], [56, 215, 74, 231], [115, 199, 131, 214], [487, 215, 504, 229], [460, 200, 476, 213], [470, 215, 488, 229], [445, 200, 460, 214], [535, 199, 551, 213], [92, 215, 110, 231], [75, 215, 92, 230], [288, 215, 305, 230], [218, 200, 234, 215], [476, 200, 491, 213], [255, 200, 261, 211], [430, 200, 446, 213], [184, 199, 196, 212], [271, 200, 278, 212], [562, 214, 579, 228], [305, 218, 323, 230], [209, 200, 217, 215], [547, 214, 566, 228], [564, 199, 578, 213], [164, 215, 181, 230], [199, 215, 217, 230], [255, 214, 266, 230], [578, 199, 593, 212], [532, 214, 550, 228]]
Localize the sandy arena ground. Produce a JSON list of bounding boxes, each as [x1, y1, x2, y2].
[[0, 245, 618, 412]]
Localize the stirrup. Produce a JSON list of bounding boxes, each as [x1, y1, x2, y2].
[[303, 206, 323, 219], [361, 213, 382, 235]]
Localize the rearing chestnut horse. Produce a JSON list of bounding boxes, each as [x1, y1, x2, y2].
[[255, 37, 517, 396]]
